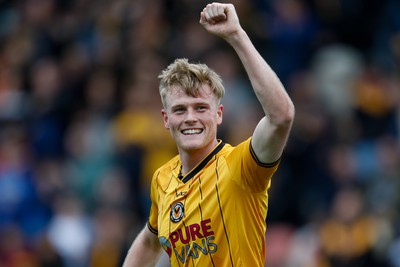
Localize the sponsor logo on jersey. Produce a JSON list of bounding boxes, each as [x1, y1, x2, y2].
[[170, 202, 184, 223], [159, 218, 218, 264]]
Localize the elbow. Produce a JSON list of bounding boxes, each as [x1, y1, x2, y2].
[[286, 101, 295, 124], [275, 100, 295, 127]]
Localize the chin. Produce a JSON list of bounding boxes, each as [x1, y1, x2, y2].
[[179, 138, 205, 151], [182, 142, 203, 151]]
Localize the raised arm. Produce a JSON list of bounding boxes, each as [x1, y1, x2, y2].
[[122, 225, 162, 267], [200, 3, 294, 163]]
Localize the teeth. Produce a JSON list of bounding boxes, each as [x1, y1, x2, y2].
[[182, 129, 202, 135]]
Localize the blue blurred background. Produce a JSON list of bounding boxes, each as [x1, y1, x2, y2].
[[0, 0, 399, 266]]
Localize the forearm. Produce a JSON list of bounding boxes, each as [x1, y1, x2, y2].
[[226, 29, 294, 125], [122, 227, 162, 267]]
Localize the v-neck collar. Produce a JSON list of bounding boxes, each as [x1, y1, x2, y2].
[[178, 140, 225, 183]]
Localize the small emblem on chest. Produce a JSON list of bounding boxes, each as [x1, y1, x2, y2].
[[170, 202, 185, 223]]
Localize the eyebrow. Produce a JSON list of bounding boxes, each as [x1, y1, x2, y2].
[[170, 104, 185, 111], [170, 100, 211, 108]]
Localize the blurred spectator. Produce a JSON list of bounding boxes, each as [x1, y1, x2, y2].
[[311, 45, 363, 119], [63, 110, 115, 210], [34, 233, 64, 267], [318, 185, 392, 267], [0, 225, 39, 267], [265, 223, 296, 267], [389, 237, 400, 267], [257, 0, 319, 85], [0, 124, 49, 239], [89, 207, 128, 267], [353, 65, 399, 140], [47, 194, 92, 267], [285, 222, 324, 267], [0, 70, 28, 121], [28, 57, 68, 159]]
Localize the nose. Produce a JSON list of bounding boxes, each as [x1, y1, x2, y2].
[[184, 108, 198, 123]]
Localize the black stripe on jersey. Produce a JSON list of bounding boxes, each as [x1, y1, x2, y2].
[[172, 161, 180, 184], [199, 190, 216, 266], [215, 157, 235, 266], [198, 176, 203, 200], [147, 222, 158, 235], [181, 141, 225, 183], [249, 141, 281, 167], [165, 170, 174, 192]]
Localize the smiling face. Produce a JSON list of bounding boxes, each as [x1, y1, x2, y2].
[[162, 84, 223, 155]]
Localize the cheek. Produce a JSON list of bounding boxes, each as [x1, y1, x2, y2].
[[165, 116, 179, 130]]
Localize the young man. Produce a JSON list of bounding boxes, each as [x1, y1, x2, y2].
[[122, 2, 295, 267]]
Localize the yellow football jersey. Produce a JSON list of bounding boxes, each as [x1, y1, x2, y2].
[[148, 138, 280, 266]]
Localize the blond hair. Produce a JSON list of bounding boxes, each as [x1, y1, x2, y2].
[[158, 58, 225, 108]]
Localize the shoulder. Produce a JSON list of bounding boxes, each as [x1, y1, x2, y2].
[[151, 155, 180, 188], [156, 154, 180, 171], [218, 137, 252, 158], [214, 138, 252, 173]]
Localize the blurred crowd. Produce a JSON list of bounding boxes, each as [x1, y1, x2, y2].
[[0, 0, 399, 266]]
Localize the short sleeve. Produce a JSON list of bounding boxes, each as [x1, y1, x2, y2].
[[228, 137, 280, 193], [147, 172, 159, 235]]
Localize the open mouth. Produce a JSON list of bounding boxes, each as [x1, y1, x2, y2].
[[181, 129, 203, 135]]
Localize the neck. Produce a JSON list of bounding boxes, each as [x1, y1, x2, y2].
[[179, 139, 219, 175]]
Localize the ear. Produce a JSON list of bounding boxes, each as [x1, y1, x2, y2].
[[217, 104, 223, 125], [161, 109, 169, 129]]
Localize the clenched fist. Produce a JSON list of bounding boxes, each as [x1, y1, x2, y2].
[[199, 3, 242, 41]]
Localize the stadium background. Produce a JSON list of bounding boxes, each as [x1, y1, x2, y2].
[[0, 0, 399, 266]]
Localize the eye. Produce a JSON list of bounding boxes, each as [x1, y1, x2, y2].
[[196, 105, 207, 111], [173, 107, 186, 114]]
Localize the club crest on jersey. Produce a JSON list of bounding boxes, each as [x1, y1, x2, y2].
[[170, 202, 184, 223]]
